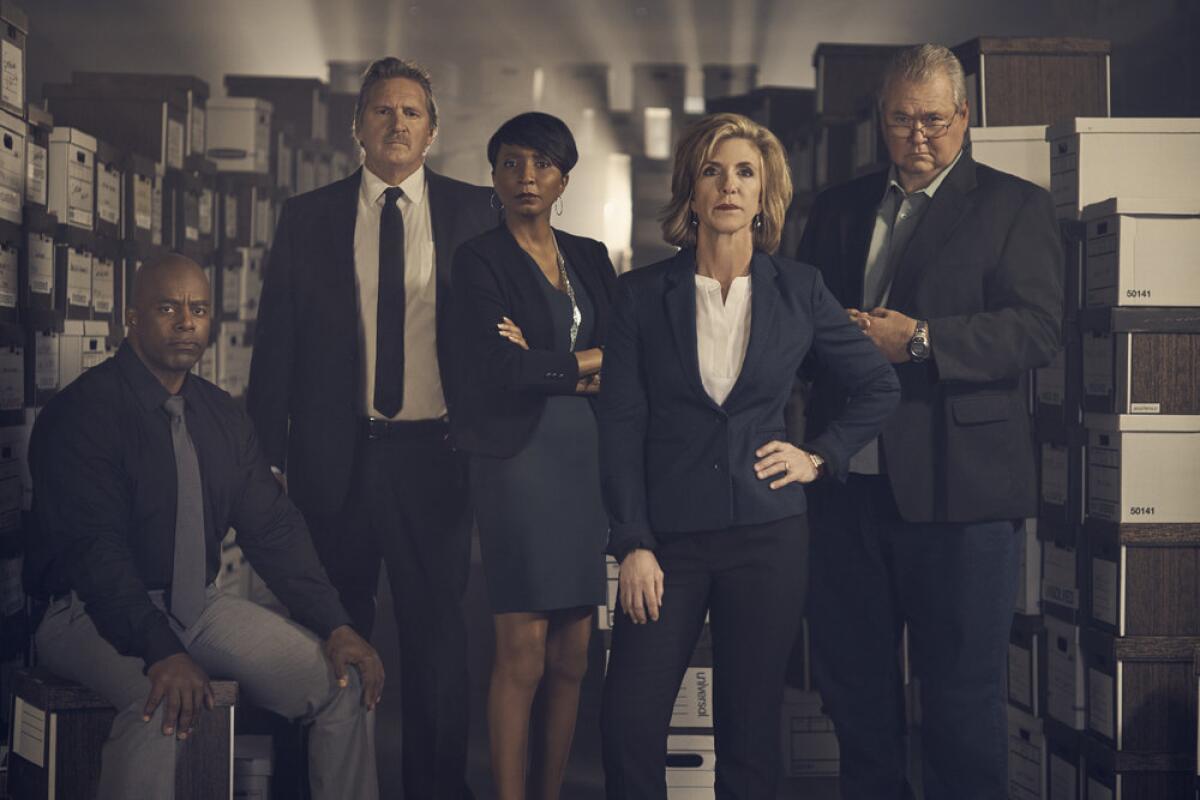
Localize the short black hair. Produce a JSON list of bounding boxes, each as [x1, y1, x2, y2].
[[487, 112, 579, 175]]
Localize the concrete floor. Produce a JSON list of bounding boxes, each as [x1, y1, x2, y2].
[[369, 536, 842, 799]]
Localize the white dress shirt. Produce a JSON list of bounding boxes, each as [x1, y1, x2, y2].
[[695, 273, 752, 406], [354, 165, 445, 421]]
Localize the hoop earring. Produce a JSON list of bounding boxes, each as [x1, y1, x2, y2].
[[753, 213, 763, 231], [555, 196, 564, 216], [490, 191, 503, 210]]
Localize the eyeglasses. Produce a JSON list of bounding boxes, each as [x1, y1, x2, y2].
[[884, 108, 962, 139]]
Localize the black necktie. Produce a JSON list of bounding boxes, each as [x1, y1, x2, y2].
[[164, 395, 207, 627], [374, 186, 406, 417]]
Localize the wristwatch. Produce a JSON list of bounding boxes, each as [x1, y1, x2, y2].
[[807, 451, 825, 475], [907, 320, 931, 363]]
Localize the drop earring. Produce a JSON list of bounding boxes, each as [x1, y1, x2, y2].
[[555, 196, 564, 216], [490, 191, 503, 210]]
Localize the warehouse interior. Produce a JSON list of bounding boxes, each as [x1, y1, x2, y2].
[[2, 0, 1200, 798]]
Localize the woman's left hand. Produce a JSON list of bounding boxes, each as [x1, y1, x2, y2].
[[498, 316, 529, 350], [754, 441, 820, 489]]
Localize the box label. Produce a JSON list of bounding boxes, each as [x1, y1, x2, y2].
[[1041, 443, 1068, 506], [0, 124, 22, 222], [167, 118, 185, 169], [92, 257, 115, 314], [67, 144, 94, 228], [27, 232, 53, 295], [0, 345, 21, 409], [1046, 622, 1083, 727], [26, 141, 46, 206], [1130, 402, 1160, 414], [1081, 333, 1113, 398], [1, 39, 21, 110], [224, 194, 238, 241], [97, 164, 121, 226], [132, 174, 152, 232], [0, 243, 16, 308], [1036, 349, 1066, 406], [199, 187, 214, 236], [67, 248, 92, 306], [191, 106, 206, 155], [1042, 544, 1079, 611], [1007, 643, 1033, 708], [12, 696, 46, 767], [672, 667, 714, 728], [1091, 557, 1119, 628], [35, 332, 58, 391], [152, 176, 164, 245], [1087, 668, 1114, 740]]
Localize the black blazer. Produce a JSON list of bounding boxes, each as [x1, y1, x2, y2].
[[797, 153, 1062, 523], [247, 167, 494, 516], [597, 249, 900, 558], [450, 225, 617, 457]]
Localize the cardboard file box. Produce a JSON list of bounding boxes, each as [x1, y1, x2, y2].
[[780, 688, 839, 777], [596, 554, 618, 631], [53, 229, 95, 319], [1082, 627, 1200, 755], [851, 104, 887, 177], [207, 97, 272, 174], [215, 319, 250, 397], [1046, 615, 1087, 730], [8, 669, 238, 800], [1085, 517, 1200, 637], [1044, 718, 1084, 800], [313, 144, 333, 189], [970, 125, 1051, 190], [121, 152, 156, 246], [56, 319, 109, 390], [24, 105, 51, 210], [1080, 307, 1200, 415], [0, 321, 22, 414], [0, 219, 16, 316], [236, 246, 264, 322], [48, 127, 96, 231], [273, 127, 294, 191], [1042, 540, 1087, 622], [216, 247, 241, 320], [665, 733, 715, 791], [294, 140, 319, 194], [1085, 413, 1200, 524], [1008, 704, 1047, 800], [1080, 730, 1194, 799], [812, 43, 906, 118], [234, 734, 272, 800], [69, 72, 209, 161], [43, 84, 187, 171], [1040, 437, 1086, 538], [813, 117, 855, 191], [92, 140, 123, 241], [0, 1, 27, 117], [219, 183, 238, 248], [89, 239, 117, 320], [1048, 118, 1200, 221], [671, 627, 713, 730], [1009, 613, 1046, 716], [21, 207, 55, 314], [1017, 519, 1044, 615], [224, 75, 328, 143], [1082, 198, 1200, 308], [0, 107, 23, 226], [1035, 333, 1083, 441]]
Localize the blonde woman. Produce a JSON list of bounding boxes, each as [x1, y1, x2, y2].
[[596, 113, 900, 798]]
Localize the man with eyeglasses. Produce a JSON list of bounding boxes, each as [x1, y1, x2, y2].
[[797, 44, 1061, 799]]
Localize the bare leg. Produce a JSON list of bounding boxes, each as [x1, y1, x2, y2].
[[489, 612, 550, 800], [530, 608, 593, 800]]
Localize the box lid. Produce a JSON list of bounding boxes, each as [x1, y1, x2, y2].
[[970, 125, 1048, 143], [0, 107, 23, 134], [1047, 117, 1200, 140], [1085, 413, 1200, 433], [1081, 197, 1200, 220], [0, 1, 28, 34], [83, 320, 110, 337], [208, 96, 274, 114], [49, 126, 98, 151], [234, 734, 274, 777]]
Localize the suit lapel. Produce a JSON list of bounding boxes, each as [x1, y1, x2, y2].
[[426, 169, 456, 295], [722, 253, 779, 409], [846, 172, 887, 307], [887, 154, 977, 311], [498, 226, 557, 349], [663, 250, 721, 412]]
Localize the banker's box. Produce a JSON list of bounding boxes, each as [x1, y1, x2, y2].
[[1085, 413, 1200, 524], [215, 319, 250, 398], [0, 107, 24, 225], [48, 127, 96, 231], [969, 125, 1050, 191], [665, 733, 714, 793], [1082, 198, 1200, 308], [1041, 540, 1085, 620], [1048, 117, 1200, 221], [1015, 519, 1043, 615], [1044, 615, 1085, 730], [207, 97, 273, 175], [1081, 317, 1200, 415], [1008, 614, 1045, 717], [1007, 704, 1047, 800], [780, 688, 839, 778], [57, 319, 109, 390]]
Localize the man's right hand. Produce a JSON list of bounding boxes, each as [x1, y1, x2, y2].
[[618, 548, 664, 624], [144, 652, 214, 739]]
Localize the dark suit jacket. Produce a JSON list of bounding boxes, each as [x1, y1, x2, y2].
[[247, 167, 494, 516], [449, 224, 617, 458], [797, 152, 1062, 523], [598, 249, 900, 558]]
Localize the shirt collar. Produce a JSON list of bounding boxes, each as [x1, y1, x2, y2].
[[360, 163, 427, 208], [115, 340, 199, 413], [884, 147, 964, 202]]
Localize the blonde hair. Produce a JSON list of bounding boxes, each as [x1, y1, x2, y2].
[[660, 113, 792, 254]]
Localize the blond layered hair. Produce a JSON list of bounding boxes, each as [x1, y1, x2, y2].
[[660, 113, 792, 254]]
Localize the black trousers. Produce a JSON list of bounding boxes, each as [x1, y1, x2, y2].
[[305, 422, 473, 800], [601, 515, 808, 800], [807, 475, 1021, 800]]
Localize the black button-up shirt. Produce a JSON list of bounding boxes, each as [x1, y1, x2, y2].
[[25, 342, 350, 667]]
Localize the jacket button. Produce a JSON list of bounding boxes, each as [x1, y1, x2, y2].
[[713, 462, 720, 471]]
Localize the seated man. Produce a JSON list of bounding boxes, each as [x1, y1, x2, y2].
[[24, 253, 383, 800]]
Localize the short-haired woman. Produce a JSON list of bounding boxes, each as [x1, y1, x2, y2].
[[597, 113, 900, 798], [450, 112, 615, 800]]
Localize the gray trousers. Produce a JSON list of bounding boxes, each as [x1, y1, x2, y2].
[[35, 586, 378, 800]]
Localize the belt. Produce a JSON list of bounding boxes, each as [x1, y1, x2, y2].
[[361, 416, 448, 441]]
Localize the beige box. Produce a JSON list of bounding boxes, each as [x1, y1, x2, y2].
[[1082, 198, 1200, 307], [1007, 704, 1047, 800], [237, 247, 265, 322], [666, 733, 715, 788], [671, 667, 714, 729], [1044, 615, 1086, 730], [49, 127, 97, 230], [971, 125, 1050, 190], [1086, 413, 1200, 524], [216, 320, 250, 398], [0, 108, 25, 225], [780, 688, 839, 777], [1041, 541, 1081, 613], [1048, 118, 1200, 220]]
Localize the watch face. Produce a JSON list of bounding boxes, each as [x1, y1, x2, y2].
[[909, 340, 929, 359]]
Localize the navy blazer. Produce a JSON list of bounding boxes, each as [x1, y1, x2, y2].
[[597, 249, 900, 557], [449, 224, 617, 457]]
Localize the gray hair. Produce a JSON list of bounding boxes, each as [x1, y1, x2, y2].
[[352, 57, 439, 141], [878, 44, 968, 110]]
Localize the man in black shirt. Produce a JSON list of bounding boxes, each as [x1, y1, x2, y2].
[[25, 253, 384, 800]]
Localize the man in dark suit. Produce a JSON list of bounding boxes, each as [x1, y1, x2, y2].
[[797, 44, 1062, 799], [247, 57, 493, 799]]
